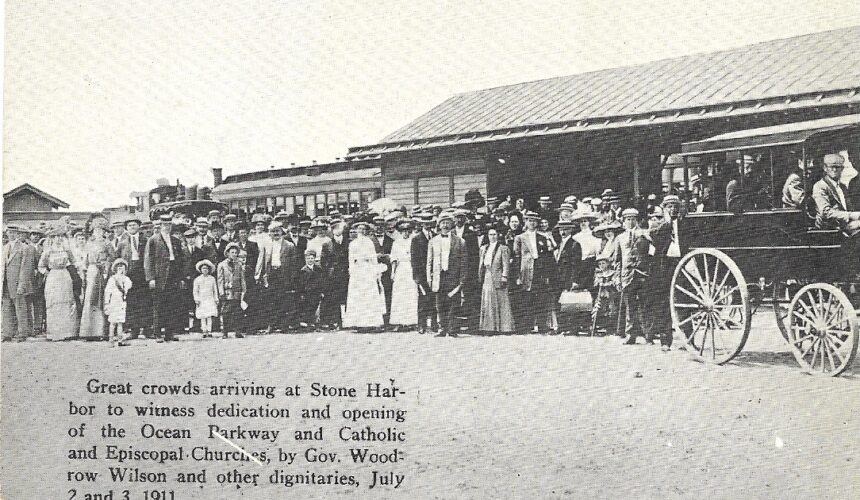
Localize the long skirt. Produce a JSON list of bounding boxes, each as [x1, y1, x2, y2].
[[343, 264, 385, 328], [45, 269, 79, 340], [79, 265, 105, 338], [389, 263, 418, 326], [479, 275, 515, 333]]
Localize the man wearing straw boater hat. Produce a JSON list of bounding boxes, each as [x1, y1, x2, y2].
[[255, 221, 300, 332], [647, 195, 687, 350], [116, 216, 152, 338], [427, 211, 467, 337], [513, 210, 555, 334], [144, 214, 187, 341], [411, 211, 437, 334]]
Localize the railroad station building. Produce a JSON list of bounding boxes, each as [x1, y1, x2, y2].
[[214, 27, 860, 213]]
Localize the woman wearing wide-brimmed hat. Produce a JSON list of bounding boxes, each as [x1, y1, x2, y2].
[[38, 223, 79, 340], [79, 217, 115, 339], [388, 219, 417, 330]]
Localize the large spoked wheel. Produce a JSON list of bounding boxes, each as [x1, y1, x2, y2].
[[786, 283, 859, 377], [670, 248, 751, 364]]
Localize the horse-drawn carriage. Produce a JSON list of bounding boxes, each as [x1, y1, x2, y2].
[[669, 114, 860, 376]]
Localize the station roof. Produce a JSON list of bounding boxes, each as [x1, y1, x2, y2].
[[681, 113, 860, 155], [347, 26, 860, 159], [3, 183, 69, 209]]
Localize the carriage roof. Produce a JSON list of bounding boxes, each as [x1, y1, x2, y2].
[[680, 114, 860, 156]]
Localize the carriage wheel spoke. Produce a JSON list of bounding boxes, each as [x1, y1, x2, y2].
[[791, 333, 816, 345], [699, 317, 708, 356], [710, 259, 721, 299], [680, 268, 708, 302], [821, 293, 836, 328], [796, 295, 820, 325], [827, 336, 847, 366], [713, 285, 740, 306], [799, 337, 818, 360], [822, 337, 837, 372], [675, 284, 705, 305], [701, 255, 711, 300], [827, 333, 847, 348], [675, 304, 703, 309], [677, 311, 705, 328], [791, 310, 816, 327]]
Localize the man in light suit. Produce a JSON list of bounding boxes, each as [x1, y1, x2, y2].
[[255, 221, 299, 332], [116, 217, 151, 338], [144, 215, 186, 341], [813, 153, 860, 233], [813, 153, 860, 277], [427, 213, 468, 337], [514, 211, 555, 334], [411, 213, 436, 334], [2, 226, 37, 341]]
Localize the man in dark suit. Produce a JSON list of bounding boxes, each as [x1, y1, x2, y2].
[[116, 217, 151, 338], [234, 222, 260, 331], [372, 216, 395, 327], [411, 213, 436, 334], [327, 219, 350, 329], [255, 221, 300, 332], [427, 213, 468, 337], [144, 215, 186, 341], [554, 220, 583, 335], [648, 196, 687, 350], [286, 220, 308, 257], [453, 210, 480, 333], [2, 226, 37, 341]]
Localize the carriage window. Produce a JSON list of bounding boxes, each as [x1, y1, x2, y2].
[[684, 151, 783, 213]]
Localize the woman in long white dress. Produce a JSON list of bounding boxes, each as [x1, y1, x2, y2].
[[342, 222, 386, 330], [79, 218, 114, 339], [388, 221, 417, 329]]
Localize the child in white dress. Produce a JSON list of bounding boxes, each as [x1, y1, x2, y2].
[[193, 260, 219, 337], [104, 258, 133, 347]]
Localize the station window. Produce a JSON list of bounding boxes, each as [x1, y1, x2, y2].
[[285, 196, 295, 214], [337, 192, 349, 214], [275, 196, 285, 212], [295, 196, 305, 216], [349, 192, 360, 213], [361, 190, 377, 210], [315, 193, 326, 215], [327, 193, 337, 214], [305, 195, 316, 217]]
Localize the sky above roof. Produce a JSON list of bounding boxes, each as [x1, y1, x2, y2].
[[4, 0, 860, 210]]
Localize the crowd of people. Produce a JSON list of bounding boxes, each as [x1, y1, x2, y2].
[[2, 188, 686, 350]]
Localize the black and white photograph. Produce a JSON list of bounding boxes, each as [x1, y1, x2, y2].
[[2, 1, 860, 498]]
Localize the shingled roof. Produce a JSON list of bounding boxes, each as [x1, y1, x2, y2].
[[348, 26, 860, 158]]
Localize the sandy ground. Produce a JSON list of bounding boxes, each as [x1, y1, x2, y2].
[[1, 309, 858, 500]]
